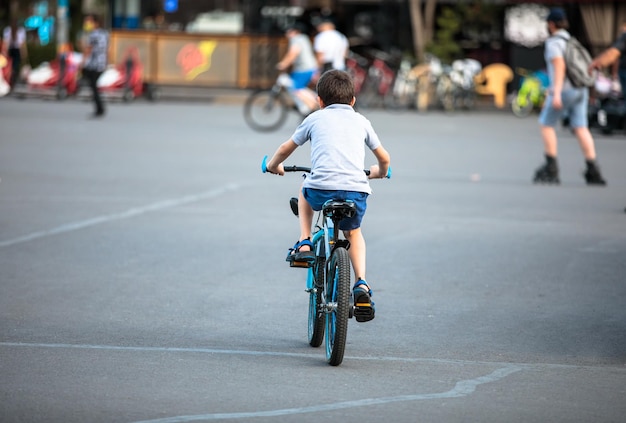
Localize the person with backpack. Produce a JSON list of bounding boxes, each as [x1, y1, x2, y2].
[[533, 8, 606, 186]]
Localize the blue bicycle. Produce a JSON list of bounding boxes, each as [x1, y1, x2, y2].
[[262, 156, 390, 366]]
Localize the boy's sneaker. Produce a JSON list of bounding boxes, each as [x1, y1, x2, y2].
[[533, 162, 560, 184], [584, 165, 607, 186]]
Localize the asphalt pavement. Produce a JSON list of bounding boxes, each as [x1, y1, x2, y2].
[[1, 95, 625, 423]]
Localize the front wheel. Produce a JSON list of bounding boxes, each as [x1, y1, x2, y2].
[[243, 89, 289, 132], [325, 247, 351, 366]]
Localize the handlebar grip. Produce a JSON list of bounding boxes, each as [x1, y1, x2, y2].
[[261, 155, 268, 173], [366, 167, 392, 178]]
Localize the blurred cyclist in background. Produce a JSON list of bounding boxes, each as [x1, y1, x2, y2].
[[276, 21, 319, 115]]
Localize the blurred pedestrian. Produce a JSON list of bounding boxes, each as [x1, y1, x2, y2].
[[1, 19, 28, 89], [595, 22, 626, 99], [276, 22, 319, 115], [81, 14, 109, 118], [590, 21, 626, 211], [313, 16, 348, 73], [533, 8, 606, 186]]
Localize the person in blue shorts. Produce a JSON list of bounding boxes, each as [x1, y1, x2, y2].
[[265, 70, 391, 322], [534, 8, 606, 186], [276, 22, 319, 115]]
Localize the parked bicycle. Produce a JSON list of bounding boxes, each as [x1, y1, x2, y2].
[[449, 58, 482, 110], [345, 51, 369, 96], [356, 49, 400, 109], [511, 68, 549, 118], [382, 57, 423, 111], [243, 73, 318, 132], [428, 56, 482, 112], [261, 156, 390, 366]]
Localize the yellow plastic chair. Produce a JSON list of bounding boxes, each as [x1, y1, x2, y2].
[[474, 63, 514, 109]]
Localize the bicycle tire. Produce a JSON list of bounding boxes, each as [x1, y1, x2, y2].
[[243, 89, 289, 132], [462, 90, 476, 110], [308, 253, 325, 347], [437, 75, 455, 112], [511, 93, 534, 118], [357, 76, 382, 109], [383, 78, 416, 111], [325, 247, 351, 366]]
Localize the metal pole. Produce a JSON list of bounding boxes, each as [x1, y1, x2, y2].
[[57, 0, 69, 53]]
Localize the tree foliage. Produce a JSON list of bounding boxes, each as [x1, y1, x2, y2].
[[426, 6, 462, 63]]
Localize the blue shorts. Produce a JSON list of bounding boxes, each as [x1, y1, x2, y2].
[[538, 87, 588, 128], [290, 70, 315, 89], [302, 188, 368, 231]]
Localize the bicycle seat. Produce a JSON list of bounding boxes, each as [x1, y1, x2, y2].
[[322, 200, 356, 220]]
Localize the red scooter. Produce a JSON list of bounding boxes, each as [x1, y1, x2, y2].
[[94, 46, 159, 102], [0, 53, 10, 96], [13, 52, 81, 100]]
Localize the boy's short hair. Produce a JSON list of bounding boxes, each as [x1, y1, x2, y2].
[[316, 70, 354, 106]]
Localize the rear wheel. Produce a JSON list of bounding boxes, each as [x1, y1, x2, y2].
[[56, 87, 68, 101], [243, 89, 289, 132], [512, 93, 533, 118], [308, 253, 325, 347], [325, 247, 351, 366], [384, 77, 417, 111], [123, 88, 135, 102], [144, 83, 160, 102], [437, 75, 455, 112], [357, 74, 382, 109]]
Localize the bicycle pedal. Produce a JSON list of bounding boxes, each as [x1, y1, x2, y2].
[[290, 260, 313, 268], [353, 304, 375, 322]]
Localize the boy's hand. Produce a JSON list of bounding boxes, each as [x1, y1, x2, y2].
[[267, 162, 285, 176], [368, 165, 384, 179]]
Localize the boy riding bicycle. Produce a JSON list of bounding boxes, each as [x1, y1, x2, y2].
[[265, 70, 391, 322]]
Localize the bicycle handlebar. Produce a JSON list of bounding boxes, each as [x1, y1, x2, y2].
[[261, 155, 391, 179]]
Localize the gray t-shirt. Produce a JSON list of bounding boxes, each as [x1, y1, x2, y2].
[[291, 104, 382, 194], [290, 33, 317, 72], [84, 28, 109, 72], [544, 29, 573, 90]]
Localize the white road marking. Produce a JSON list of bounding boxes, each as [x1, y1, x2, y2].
[[0, 184, 241, 248], [0, 341, 523, 422], [133, 367, 522, 422]]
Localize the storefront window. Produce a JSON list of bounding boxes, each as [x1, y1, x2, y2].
[[112, 0, 302, 34], [24, 1, 55, 45]]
